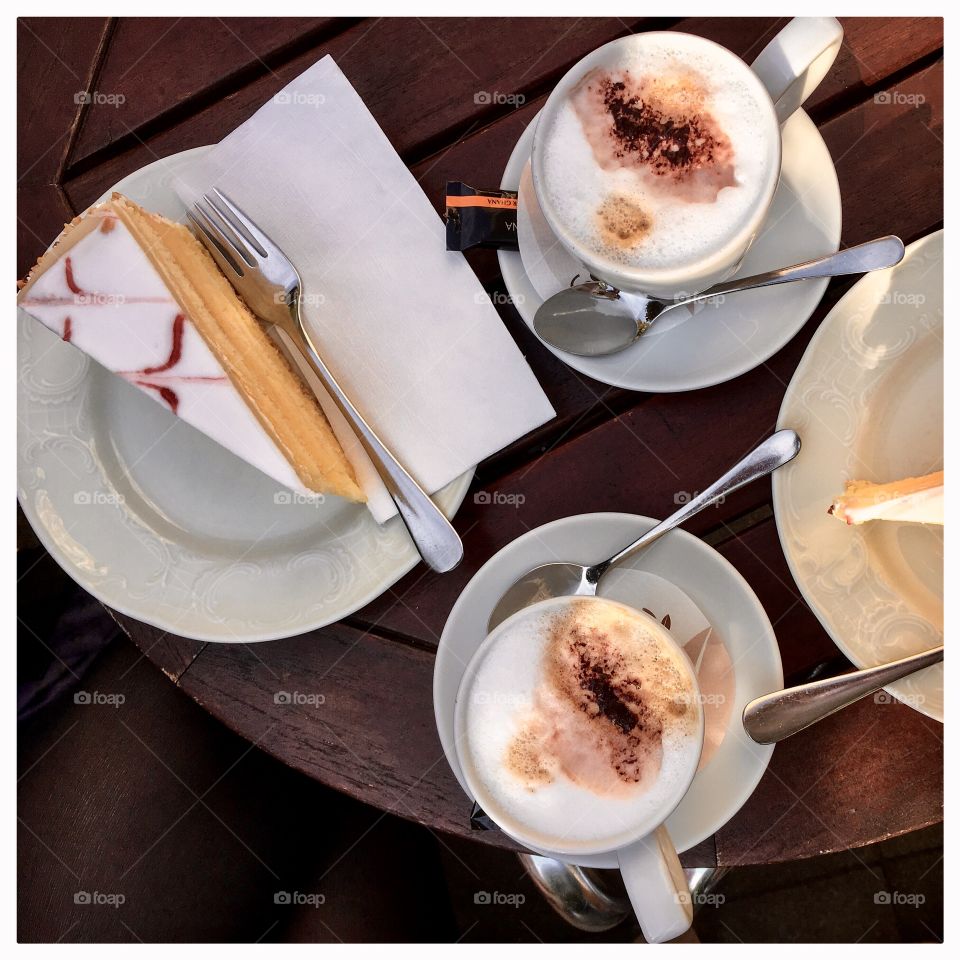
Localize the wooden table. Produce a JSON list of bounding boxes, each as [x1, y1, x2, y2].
[[18, 16, 943, 868]]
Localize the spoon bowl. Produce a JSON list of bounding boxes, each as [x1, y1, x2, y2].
[[531, 282, 659, 357]]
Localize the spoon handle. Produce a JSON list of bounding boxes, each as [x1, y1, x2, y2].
[[683, 236, 905, 306], [742, 645, 943, 744], [589, 429, 801, 581]]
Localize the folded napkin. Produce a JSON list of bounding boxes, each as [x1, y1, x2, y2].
[[176, 56, 554, 522]]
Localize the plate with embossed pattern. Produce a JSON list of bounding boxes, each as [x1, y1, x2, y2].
[[773, 231, 943, 720], [17, 147, 472, 642]]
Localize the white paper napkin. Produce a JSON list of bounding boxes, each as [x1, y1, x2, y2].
[[175, 56, 554, 522]]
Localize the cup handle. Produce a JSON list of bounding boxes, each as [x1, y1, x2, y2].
[[751, 17, 844, 124], [616, 824, 693, 943]]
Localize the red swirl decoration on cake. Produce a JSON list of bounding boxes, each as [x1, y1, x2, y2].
[[140, 314, 185, 375], [134, 381, 181, 415], [64, 257, 85, 296], [45, 256, 226, 415]]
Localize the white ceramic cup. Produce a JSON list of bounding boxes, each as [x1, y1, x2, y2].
[[453, 595, 706, 943], [530, 17, 844, 298]]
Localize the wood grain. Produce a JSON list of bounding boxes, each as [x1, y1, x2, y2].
[[60, 16, 651, 207], [61, 16, 942, 216], [70, 18, 344, 167], [715, 697, 943, 865], [16, 17, 109, 277], [109, 610, 206, 683], [175, 619, 522, 853]]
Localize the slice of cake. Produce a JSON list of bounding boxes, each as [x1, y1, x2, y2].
[[18, 194, 364, 503], [829, 470, 943, 525]]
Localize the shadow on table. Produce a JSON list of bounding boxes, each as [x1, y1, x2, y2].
[[17, 543, 942, 943]]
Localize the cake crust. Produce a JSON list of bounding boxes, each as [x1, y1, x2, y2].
[[829, 470, 943, 526]]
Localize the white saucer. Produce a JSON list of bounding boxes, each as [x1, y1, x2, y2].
[[774, 231, 943, 721], [433, 513, 782, 867], [17, 147, 473, 643], [498, 109, 842, 392]]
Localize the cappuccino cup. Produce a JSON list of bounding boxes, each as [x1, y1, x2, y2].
[[454, 595, 705, 943], [531, 18, 843, 298]]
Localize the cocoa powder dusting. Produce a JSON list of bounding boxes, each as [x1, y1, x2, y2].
[[595, 195, 652, 250], [599, 75, 720, 177], [569, 67, 738, 206], [503, 603, 693, 796]]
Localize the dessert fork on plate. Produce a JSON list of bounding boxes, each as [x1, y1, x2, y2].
[[188, 188, 463, 573]]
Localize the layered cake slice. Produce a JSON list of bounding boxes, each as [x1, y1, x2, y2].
[[829, 470, 943, 525], [18, 194, 364, 502]]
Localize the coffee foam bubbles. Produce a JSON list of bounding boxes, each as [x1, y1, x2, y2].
[[539, 39, 775, 274], [461, 600, 702, 852]]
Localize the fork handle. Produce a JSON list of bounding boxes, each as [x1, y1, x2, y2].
[[287, 310, 463, 573]]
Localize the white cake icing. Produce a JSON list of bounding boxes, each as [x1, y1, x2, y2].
[[18, 211, 312, 496]]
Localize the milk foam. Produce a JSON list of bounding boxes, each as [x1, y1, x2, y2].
[[461, 600, 702, 852], [539, 38, 775, 274]]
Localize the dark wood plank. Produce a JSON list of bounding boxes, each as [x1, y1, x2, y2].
[[110, 610, 206, 682], [70, 17, 344, 167], [827, 60, 943, 245], [174, 619, 517, 852], [17, 17, 108, 276], [715, 697, 943, 865], [61, 15, 650, 200], [76, 13, 928, 215], [59, 16, 943, 208], [17, 17, 108, 182], [806, 16, 942, 117]]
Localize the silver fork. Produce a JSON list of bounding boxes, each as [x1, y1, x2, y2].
[[188, 188, 463, 573]]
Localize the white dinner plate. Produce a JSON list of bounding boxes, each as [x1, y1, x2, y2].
[[773, 231, 943, 720], [17, 147, 473, 642], [434, 512, 782, 865], [498, 108, 842, 392]]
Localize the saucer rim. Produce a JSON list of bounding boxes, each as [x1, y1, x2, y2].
[[433, 511, 781, 866]]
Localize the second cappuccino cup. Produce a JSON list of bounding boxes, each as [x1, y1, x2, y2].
[[454, 595, 705, 943], [530, 19, 843, 298]]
